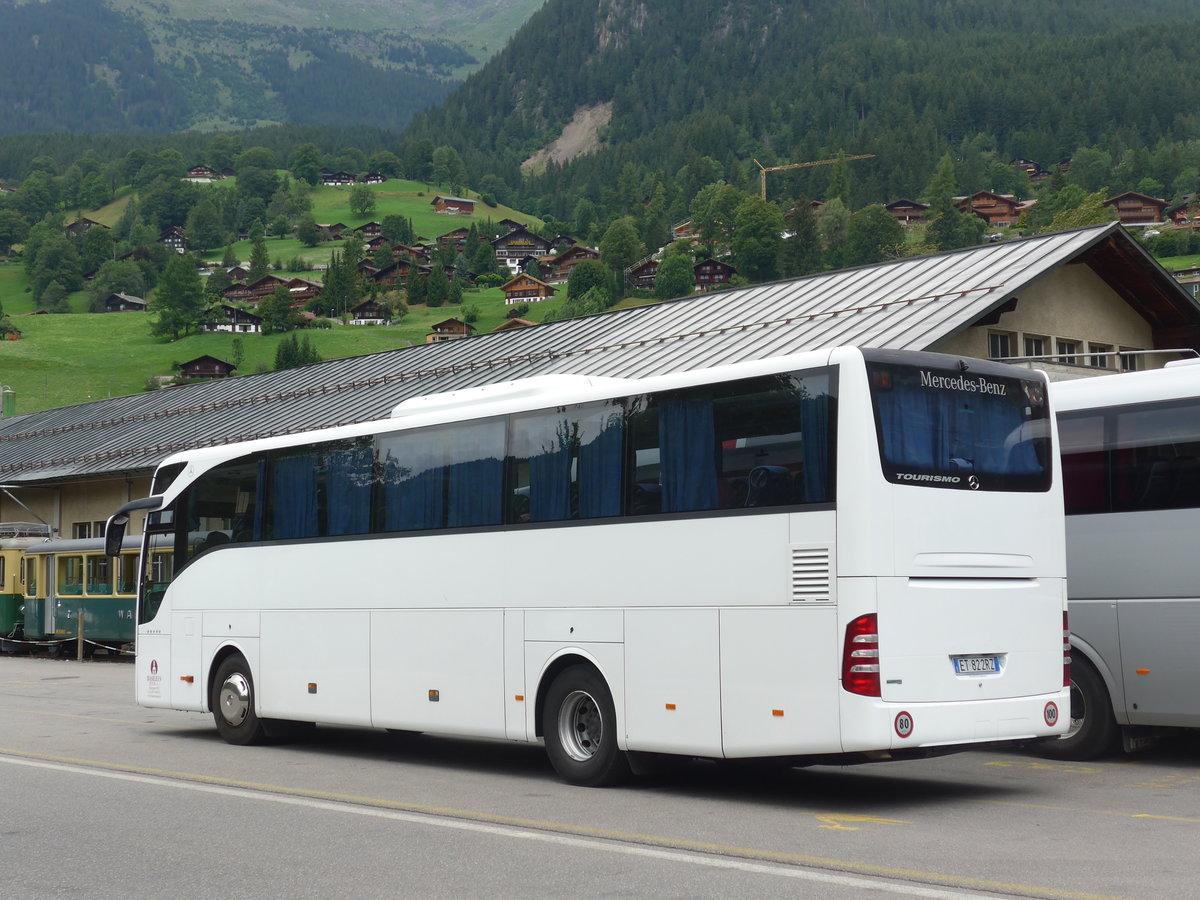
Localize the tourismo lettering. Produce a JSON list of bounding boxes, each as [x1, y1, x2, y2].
[[918, 371, 1007, 396]]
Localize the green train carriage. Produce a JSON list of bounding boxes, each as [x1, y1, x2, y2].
[[0, 524, 52, 638]]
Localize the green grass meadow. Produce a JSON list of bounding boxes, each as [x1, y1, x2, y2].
[[0, 178, 566, 415]]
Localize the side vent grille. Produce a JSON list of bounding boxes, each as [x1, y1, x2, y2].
[[791, 546, 833, 603]]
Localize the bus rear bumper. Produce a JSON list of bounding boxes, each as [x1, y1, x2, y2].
[[840, 688, 1071, 753]]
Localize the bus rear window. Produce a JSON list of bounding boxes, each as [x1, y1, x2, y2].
[[866, 359, 1051, 492]]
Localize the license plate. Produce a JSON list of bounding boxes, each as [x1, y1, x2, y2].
[[953, 655, 999, 674]]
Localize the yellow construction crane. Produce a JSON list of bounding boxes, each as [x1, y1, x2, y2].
[[752, 154, 875, 200]]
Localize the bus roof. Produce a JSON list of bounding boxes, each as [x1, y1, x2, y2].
[[1051, 365, 1200, 413]]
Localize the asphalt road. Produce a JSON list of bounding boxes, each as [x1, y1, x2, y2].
[[1, 656, 1197, 900]]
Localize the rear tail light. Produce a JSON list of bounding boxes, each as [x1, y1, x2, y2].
[[842, 613, 880, 696], [1062, 611, 1071, 687]]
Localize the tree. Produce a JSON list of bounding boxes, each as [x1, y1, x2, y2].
[[925, 152, 959, 214], [567, 259, 612, 304], [290, 144, 322, 185], [349, 184, 376, 219], [780, 202, 822, 278], [88, 259, 146, 310], [426, 263, 449, 307], [598, 217, 645, 292], [431, 146, 467, 191], [654, 252, 695, 300], [815, 198, 852, 268], [151, 254, 205, 339], [926, 207, 985, 251], [0, 210, 29, 256], [730, 197, 785, 282], [843, 204, 905, 267], [259, 285, 301, 334], [689, 181, 745, 252], [248, 234, 271, 282], [1049, 191, 1115, 231], [185, 199, 226, 252], [381, 214, 414, 244], [296, 215, 321, 247]]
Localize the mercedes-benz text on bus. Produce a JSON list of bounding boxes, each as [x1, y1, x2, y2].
[[107, 347, 1069, 785]]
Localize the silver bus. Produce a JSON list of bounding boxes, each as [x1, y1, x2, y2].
[[1051, 360, 1200, 758]]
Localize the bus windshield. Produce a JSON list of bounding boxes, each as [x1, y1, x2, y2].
[[866, 355, 1051, 492]]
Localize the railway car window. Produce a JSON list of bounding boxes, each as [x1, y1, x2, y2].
[[86, 555, 112, 595], [116, 555, 137, 595], [57, 555, 84, 595]]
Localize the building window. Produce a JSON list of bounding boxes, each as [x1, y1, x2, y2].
[[1057, 339, 1079, 364], [1023, 335, 1047, 358], [1120, 348, 1142, 372], [987, 331, 1014, 360], [72, 522, 91, 539], [1088, 343, 1114, 368]]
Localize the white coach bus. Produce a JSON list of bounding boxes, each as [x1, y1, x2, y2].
[[107, 347, 1069, 785], [1049, 360, 1200, 758]]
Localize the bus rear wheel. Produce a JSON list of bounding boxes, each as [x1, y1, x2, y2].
[[212, 654, 268, 746], [543, 665, 630, 787], [1038, 656, 1117, 760]]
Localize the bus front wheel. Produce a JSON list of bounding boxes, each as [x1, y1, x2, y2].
[[543, 665, 630, 787], [212, 654, 269, 746], [1038, 656, 1117, 760]]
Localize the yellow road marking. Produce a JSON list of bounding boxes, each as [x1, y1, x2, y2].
[[0, 706, 181, 727], [984, 760, 1103, 775], [814, 814, 910, 831], [0, 746, 1130, 900]]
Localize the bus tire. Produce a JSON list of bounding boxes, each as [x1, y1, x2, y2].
[[543, 665, 630, 787], [212, 654, 269, 746], [1038, 656, 1117, 760]]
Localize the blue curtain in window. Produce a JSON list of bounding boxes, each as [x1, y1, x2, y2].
[[446, 421, 505, 528], [660, 397, 718, 512], [878, 386, 1039, 475], [272, 453, 318, 539], [381, 461, 443, 531], [447, 457, 503, 526], [800, 394, 832, 502], [529, 422, 572, 522], [326, 443, 373, 536], [578, 414, 623, 518]]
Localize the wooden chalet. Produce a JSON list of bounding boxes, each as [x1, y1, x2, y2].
[[500, 273, 556, 305], [363, 172, 385, 185], [628, 258, 660, 291], [492, 226, 553, 269], [286, 278, 323, 305], [491, 318, 536, 333], [102, 292, 147, 312], [884, 199, 930, 225], [226, 265, 250, 281], [437, 227, 471, 250], [184, 165, 221, 182], [366, 259, 429, 286], [538, 244, 600, 283], [178, 355, 236, 379], [247, 274, 289, 301], [426, 318, 476, 343], [65, 217, 106, 237], [158, 226, 187, 253], [498, 218, 525, 231], [203, 304, 263, 334], [364, 235, 392, 253], [694, 258, 736, 291], [320, 169, 356, 186], [954, 191, 1026, 228], [221, 282, 254, 303], [1010, 158, 1051, 182], [550, 234, 578, 252], [670, 219, 696, 241], [349, 298, 391, 325], [318, 223, 348, 241], [431, 196, 476, 215], [393, 243, 431, 262], [1104, 192, 1168, 226], [354, 222, 383, 238]]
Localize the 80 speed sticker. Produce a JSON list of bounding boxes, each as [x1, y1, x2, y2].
[[894, 710, 914, 738]]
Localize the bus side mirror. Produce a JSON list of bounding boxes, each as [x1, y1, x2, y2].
[[105, 496, 164, 556]]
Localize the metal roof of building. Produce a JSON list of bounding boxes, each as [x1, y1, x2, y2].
[[2, 223, 1196, 485]]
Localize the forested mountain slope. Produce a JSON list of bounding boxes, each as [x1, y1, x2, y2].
[[400, 0, 1200, 217], [0, 0, 540, 134]]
